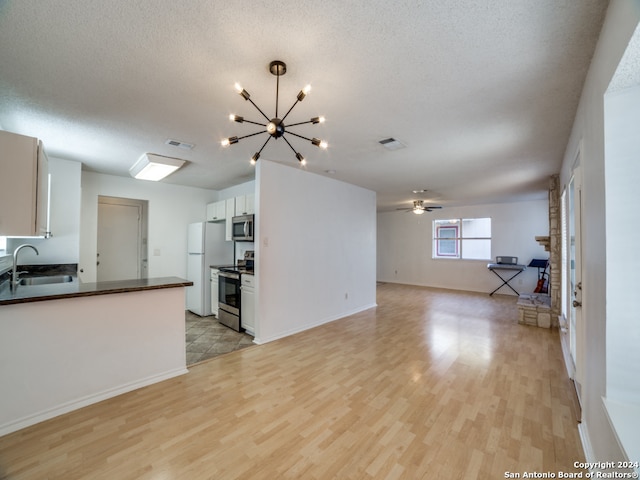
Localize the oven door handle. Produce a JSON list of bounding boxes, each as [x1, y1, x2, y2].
[[219, 271, 240, 280]]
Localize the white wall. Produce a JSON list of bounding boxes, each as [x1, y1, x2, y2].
[[558, 0, 640, 466], [377, 199, 549, 295], [254, 160, 377, 344], [80, 172, 217, 282], [604, 84, 640, 404], [0, 287, 187, 436], [5, 157, 81, 265], [218, 180, 255, 200]]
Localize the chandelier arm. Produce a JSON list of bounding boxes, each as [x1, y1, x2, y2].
[[257, 135, 272, 155], [280, 99, 300, 123], [286, 120, 314, 127], [247, 98, 271, 122], [237, 130, 269, 141], [243, 119, 268, 127], [281, 135, 300, 156], [275, 69, 280, 119], [285, 131, 314, 143]]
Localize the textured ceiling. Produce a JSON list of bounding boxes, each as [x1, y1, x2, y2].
[[0, 0, 609, 211]]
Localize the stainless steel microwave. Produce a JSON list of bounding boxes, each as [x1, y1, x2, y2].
[[232, 214, 254, 241]]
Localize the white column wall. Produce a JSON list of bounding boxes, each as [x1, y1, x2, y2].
[[254, 160, 377, 344]]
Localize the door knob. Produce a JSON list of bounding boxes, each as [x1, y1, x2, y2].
[[573, 300, 581, 308]]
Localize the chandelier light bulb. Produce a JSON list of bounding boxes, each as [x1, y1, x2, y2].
[[221, 136, 238, 147], [296, 152, 306, 166], [235, 82, 250, 100], [311, 116, 326, 124], [312, 137, 328, 149], [297, 84, 311, 102], [250, 152, 259, 165]]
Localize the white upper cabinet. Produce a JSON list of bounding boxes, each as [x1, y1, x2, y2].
[[0, 130, 49, 237], [206, 200, 226, 222], [234, 194, 255, 216], [225, 198, 235, 241]]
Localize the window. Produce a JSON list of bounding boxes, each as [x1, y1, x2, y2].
[[433, 218, 491, 260]]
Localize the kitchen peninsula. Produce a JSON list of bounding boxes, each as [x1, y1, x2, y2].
[[0, 276, 192, 436]]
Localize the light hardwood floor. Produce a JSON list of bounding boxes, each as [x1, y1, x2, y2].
[[0, 283, 583, 479]]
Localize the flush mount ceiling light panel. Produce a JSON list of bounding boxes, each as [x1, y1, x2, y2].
[[130, 153, 186, 181], [221, 60, 327, 166]]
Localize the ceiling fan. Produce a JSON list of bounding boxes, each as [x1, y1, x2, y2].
[[396, 200, 443, 215]]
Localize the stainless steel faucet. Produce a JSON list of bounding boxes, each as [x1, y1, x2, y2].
[[11, 244, 39, 291]]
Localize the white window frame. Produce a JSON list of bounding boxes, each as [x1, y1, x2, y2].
[[432, 218, 492, 260]]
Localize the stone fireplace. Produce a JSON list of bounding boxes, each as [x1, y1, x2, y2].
[[517, 175, 561, 328]]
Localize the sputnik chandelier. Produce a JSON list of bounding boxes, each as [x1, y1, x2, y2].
[[221, 60, 327, 166]]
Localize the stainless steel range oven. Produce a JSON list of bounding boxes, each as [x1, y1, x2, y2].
[[218, 269, 241, 331]]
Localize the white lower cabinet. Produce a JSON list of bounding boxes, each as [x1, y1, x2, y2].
[[210, 268, 219, 316], [240, 273, 255, 336]]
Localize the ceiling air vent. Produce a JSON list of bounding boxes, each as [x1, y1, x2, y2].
[[165, 139, 194, 150], [379, 137, 406, 151]]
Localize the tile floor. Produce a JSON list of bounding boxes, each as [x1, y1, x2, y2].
[[185, 311, 255, 365]]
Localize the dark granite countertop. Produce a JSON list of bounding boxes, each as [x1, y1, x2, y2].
[[0, 276, 193, 306]]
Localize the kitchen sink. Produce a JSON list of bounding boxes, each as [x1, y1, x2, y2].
[[18, 275, 75, 286]]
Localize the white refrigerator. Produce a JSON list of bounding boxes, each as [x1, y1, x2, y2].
[[186, 222, 233, 316]]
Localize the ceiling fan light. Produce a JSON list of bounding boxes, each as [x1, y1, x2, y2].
[[413, 208, 425, 215]]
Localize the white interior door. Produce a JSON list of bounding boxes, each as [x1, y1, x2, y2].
[[567, 166, 583, 404], [97, 202, 141, 281]]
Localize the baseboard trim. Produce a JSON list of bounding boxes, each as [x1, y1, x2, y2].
[[254, 303, 377, 345], [578, 421, 594, 464], [0, 367, 188, 437]]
